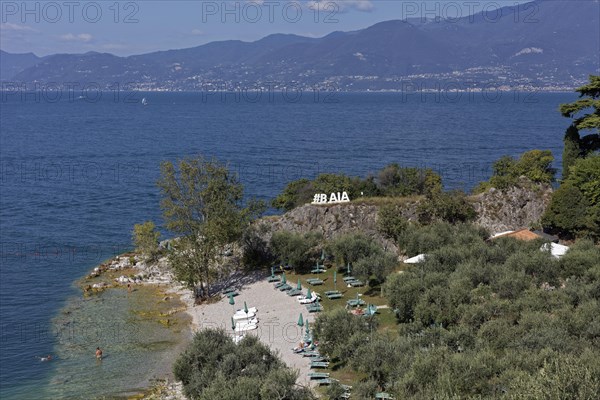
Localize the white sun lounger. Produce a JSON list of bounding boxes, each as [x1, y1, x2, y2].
[[235, 307, 257, 315], [233, 312, 256, 320], [235, 324, 258, 333], [298, 294, 319, 304]]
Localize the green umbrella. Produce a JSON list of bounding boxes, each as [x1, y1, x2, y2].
[[347, 262, 351, 274], [321, 249, 325, 261], [270, 266, 275, 277], [282, 273, 286, 284], [244, 301, 249, 314], [297, 313, 304, 327], [305, 321, 310, 335], [228, 293, 235, 306], [306, 287, 312, 299], [297, 279, 302, 291], [231, 317, 235, 331], [333, 271, 337, 291]]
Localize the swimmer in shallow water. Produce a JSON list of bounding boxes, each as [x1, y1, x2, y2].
[[38, 355, 52, 362]]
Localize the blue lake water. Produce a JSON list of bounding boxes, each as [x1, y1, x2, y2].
[[0, 91, 575, 398]]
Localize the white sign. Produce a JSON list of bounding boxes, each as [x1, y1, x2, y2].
[[311, 191, 351, 205]]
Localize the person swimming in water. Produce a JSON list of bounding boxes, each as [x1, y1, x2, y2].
[[38, 355, 52, 362], [95, 347, 103, 360]]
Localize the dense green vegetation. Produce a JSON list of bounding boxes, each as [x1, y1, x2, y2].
[[174, 329, 314, 400], [272, 164, 442, 211], [543, 76, 600, 240], [560, 75, 600, 178], [314, 222, 600, 399], [326, 233, 397, 285], [270, 231, 323, 272], [543, 155, 600, 240], [417, 190, 477, 224], [475, 150, 555, 192]]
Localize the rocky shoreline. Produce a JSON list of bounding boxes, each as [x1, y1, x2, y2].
[[78, 252, 191, 399]]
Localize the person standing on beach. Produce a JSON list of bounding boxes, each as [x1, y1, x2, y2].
[[95, 347, 103, 360]]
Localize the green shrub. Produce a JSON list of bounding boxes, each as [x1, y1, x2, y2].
[[132, 221, 161, 261], [476, 150, 556, 192]]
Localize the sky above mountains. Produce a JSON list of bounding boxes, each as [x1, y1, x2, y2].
[[2, 0, 541, 56]]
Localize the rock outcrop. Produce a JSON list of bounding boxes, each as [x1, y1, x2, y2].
[[471, 181, 553, 234], [257, 203, 400, 254]]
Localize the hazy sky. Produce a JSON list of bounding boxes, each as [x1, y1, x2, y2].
[[1, 0, 535, 56]]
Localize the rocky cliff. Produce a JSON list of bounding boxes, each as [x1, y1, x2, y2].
[[258, 181, 552, 254], [257, 203, 401, 254], [471, 182, 553, 234]]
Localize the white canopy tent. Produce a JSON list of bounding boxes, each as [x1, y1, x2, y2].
[[404, 254, 427, 264], [540, 242, 569, 259]]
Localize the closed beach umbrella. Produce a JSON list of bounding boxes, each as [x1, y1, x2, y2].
[[231, 317, 235, 331], [297, 313, 304, 327], [321, 249, 325, 261], [333, 271, 337, 290], [306, 287, 312, 299], [271, 266, 275, 277], [305, 321, 310, 335], [297, 279, 302, 291], [244, 301, 249, 314], [228, 293, 235, 306], [347, 262, 351, 274], [282, 273, 287, 284]]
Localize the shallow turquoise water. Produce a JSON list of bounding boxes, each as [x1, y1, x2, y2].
[[13, 285, 190, 400]]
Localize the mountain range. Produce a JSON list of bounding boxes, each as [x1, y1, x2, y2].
[[1, 0, 598, 91]]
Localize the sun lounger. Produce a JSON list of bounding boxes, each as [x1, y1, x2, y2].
[[302, 351, 321, 358], [307, 279, 324, 286], [315, 378, 338, 386], [343, 276, 356, 282], [308, 372, 330, 379], [306, 304, 323, 313], [325, 292, 343, 299], [375, 392, 394, 399], [324, 290, 341, 296], [235, 324, 258, 333], [267, 276, 280, 283], [279, 284, 292, 291], [310, 361, 330, 368], [233, 312, 256, 321], [298, 294, 319, 304], [348, 280, 365, 287], [346, 299, 366, 307], [287, 289, 302, 296], [235, 307, 257, 314], [223, 289, 239, 297], [235, 318, 258, 327], [274, 281, 286, 288], [310, 268, 326, 274]]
